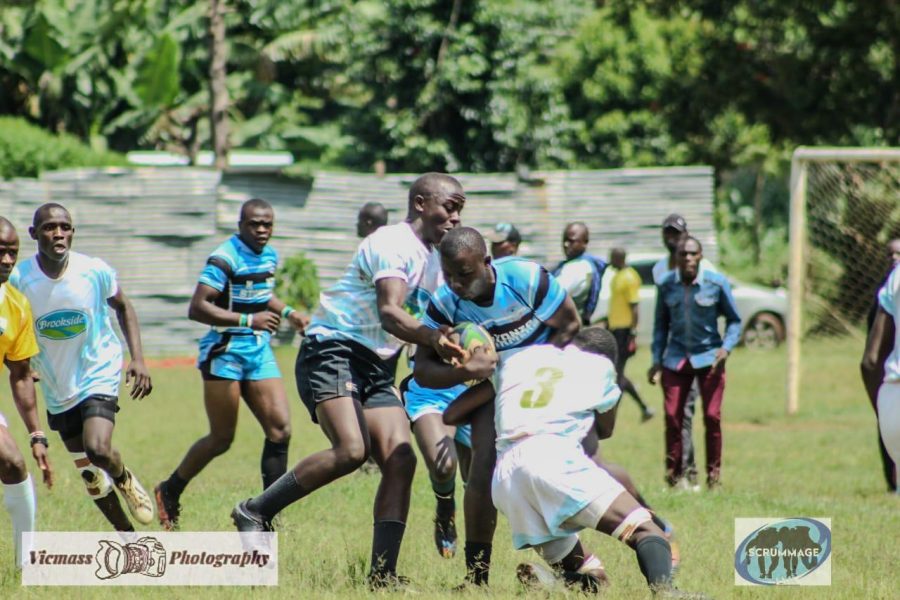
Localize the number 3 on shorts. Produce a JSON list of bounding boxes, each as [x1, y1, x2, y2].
[[519, 367, 564, 409]]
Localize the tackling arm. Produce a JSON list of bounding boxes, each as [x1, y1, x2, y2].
[[376, 278, 464, 360], [443, 380, 495, 426], [544, 295, 581, 347]]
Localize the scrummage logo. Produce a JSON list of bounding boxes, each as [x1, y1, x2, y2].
[[734, 518, 832, 585], [36, 309, 88, 340]]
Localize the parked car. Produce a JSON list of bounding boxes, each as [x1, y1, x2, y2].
[[591, 253, 788, 350]]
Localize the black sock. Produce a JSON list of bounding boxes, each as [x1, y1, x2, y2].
[[261, 439, 289, 490], [370, 520, 406, 577], [465, 542, 492, 585], [247, 470, 307, 519], [112, 466, 128, 486], [166, 470, 189, 498], [651, 513, 669, 532], [432, 475, 455, 520], [635, 535, 672, 587]]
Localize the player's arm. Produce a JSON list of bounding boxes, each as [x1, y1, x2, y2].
[[6, 357, 53, 488], [593, 402, 620, 441], [266, 295, 309, 333], [107, 286, 152, 399], [375, 277, 464, 361], [861, 307, 894, 403], [544, 294, 581, 347], [188, 282, 280, 333], [712, 279, 743, 371], [443, 378, 495, 426], [413, 340, 496, 389], [648, 285, 670, 384]]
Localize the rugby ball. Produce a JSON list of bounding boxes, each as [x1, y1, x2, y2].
[[451, 321, 497, 360]]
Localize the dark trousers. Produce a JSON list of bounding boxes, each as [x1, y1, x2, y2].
[[682, 382, 699, 483], [662, 364, 725, 485]]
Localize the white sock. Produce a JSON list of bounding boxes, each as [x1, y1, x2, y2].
[[4, 474, 36, 568]]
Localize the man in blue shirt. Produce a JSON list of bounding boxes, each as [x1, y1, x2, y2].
[[648, 236, 741, 490], [155, 199, 308, 530]]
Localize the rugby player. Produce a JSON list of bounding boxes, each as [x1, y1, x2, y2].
[[12, 204, 153, 531], [155, 199, 308, 529]]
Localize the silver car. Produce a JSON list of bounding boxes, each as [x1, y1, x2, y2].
[[592, 253, 788, 350]]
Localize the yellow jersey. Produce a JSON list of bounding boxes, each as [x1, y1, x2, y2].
[[608, 266, 642, 330], [0, 283, 39, 365]]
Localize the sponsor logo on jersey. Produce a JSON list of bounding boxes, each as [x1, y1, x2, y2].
[[36, 310, 88, 340]]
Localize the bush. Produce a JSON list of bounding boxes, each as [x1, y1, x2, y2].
[[275, 252, 320, 313], [0, 117, 126, 179]]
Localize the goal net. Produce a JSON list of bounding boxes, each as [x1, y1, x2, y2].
[[787, 147, 900, 414]]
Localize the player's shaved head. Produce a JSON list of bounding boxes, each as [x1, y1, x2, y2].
[[440, 226, 487, 260], [240, 198, 272, 221], [408, 173, 464, 209], [0, 216, 16, 236], [572, 326, 618, 364], [360, 201, 387, 222], [33, 202, 70, 228], [565, 221, 589, 240]]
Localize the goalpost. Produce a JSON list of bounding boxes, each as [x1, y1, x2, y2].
[[787, 147, 900, 414]]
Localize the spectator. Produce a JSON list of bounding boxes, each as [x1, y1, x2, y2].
[[553, 222, 608, 326], [486, 222, 521, 259]]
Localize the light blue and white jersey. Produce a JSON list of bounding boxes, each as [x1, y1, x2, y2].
[[492, 344, 621, 454], [422, 257, 566, 356], [11, 252, 124, 414], [878, 263, 900, 382], [198, 234, 278, 335], [306, 222, 443, 358]]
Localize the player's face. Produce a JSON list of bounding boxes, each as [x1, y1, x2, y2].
[[490, 240, 518, 260], [562, 226, 587, 260], [443, 250, 491, 301], [420, 185, 465, 245], [32, 208, 74, 262], [663, 227, 683, 253], [677, 239, 702, 281], [0, 228, 19, 283], [239, 207, 274, 252], [356, 214, 376, 239]]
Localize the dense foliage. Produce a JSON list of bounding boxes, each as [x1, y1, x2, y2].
[[1, 1, 897, 284]]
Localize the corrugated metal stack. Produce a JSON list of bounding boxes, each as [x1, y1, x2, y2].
[[0, 168, 220, 356], [0, 165, 714, 357]]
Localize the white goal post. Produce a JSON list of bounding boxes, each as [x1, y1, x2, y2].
[[787, 147, 900, 414]]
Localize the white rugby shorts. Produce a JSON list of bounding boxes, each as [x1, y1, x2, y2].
[[492, 435, 625, 549]]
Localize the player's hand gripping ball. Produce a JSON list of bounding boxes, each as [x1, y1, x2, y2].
[[450, 322, 497, 385]]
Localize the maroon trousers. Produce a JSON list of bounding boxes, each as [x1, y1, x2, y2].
[[662, 364, 726, 485]]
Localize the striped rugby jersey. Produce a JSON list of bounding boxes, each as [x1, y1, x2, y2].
[[422, 257, 566, 356], [306, 221, 443, 359], [198, 234, 278, 334]]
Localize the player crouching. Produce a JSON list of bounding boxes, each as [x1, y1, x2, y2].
[[445, 327, 694, 595]]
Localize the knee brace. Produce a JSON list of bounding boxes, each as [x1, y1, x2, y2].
[[611, 507, 653, 543], [70, 451, 113, 499]]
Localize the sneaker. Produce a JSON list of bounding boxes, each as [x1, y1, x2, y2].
[[154, 482, 181, 531], [115, 468, 154, 525], [367, 571, 411, 591], [641, 408, 656, 422], [231, 500, 272, 533], [434, 514, 457, 559], [516, 562, 561, 591]]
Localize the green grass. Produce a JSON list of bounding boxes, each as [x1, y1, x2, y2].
[[1, 338, 896, 598]]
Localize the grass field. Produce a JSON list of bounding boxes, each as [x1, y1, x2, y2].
[[0, 337, 897, 599]]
